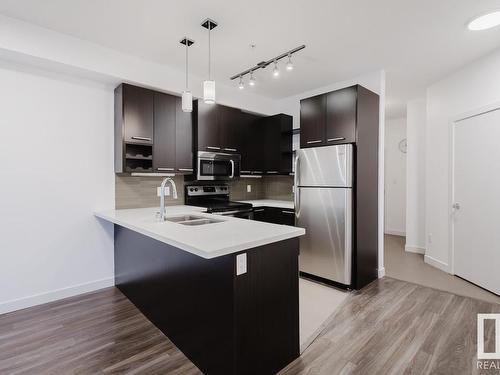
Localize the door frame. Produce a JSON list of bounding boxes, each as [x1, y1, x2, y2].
[[449, 101, 500, 276]]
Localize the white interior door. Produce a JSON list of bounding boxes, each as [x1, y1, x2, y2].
[[453, 108, 500, 295]]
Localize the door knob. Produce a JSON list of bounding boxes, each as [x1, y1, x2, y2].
[[452, 203, 461, 210]]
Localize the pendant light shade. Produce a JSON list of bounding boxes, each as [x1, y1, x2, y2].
[[203, 80, 216, 104], [182, 90, 193, 112], [180, 37, 194, 112], [202, 19, 218, 104]]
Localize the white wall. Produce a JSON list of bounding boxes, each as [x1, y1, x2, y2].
[[405, 99, 426, 254], [425, 48, 500, 272], [384, 117, 406, 236], [0, 65, 115, 314], [277, 70, 387, 277]]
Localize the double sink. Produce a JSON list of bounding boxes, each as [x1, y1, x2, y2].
[[165, 214, 222, 226]]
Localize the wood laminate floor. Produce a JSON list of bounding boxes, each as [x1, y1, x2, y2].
[[1, 278, 499, 374]]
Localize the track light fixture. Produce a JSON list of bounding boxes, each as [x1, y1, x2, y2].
[[230, 44, 305, 85]]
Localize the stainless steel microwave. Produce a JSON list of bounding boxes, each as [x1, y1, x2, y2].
[[197, 151, 241, 181]]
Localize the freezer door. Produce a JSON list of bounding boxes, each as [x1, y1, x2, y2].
[[296, 144, 352, 187], [296, 187, 352, 285]]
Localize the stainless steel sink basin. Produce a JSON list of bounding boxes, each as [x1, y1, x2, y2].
[[165, 215, 222, 226]]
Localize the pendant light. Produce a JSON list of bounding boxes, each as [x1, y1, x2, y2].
[[202, 19, 218, 104], [180, 37, 194, 112]]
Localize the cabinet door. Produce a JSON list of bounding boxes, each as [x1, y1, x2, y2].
[[153, 93, 176, 172], [280, 209, 295, 226], [326, 86, 357, 144], [240, 113, 264, 174], [253, 207, 267, 222], [279, 114, 293, 174], [175, 97, 194, 173], [197, 101, 220, 151], [219, 106, 242, 153], [300, 95, 325, 148], [123, 84, 154, 144], [261, 116, 281, 174]]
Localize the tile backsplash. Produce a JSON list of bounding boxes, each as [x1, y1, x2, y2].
[[115, 175, 294, 209]]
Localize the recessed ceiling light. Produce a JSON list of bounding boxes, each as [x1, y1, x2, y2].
[[468, 11, 500, 31]]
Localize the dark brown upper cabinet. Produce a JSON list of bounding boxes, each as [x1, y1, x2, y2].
[[300, 85, 362, 148], [175, 97, 194, 172], [219, 106, 243, 153], [115, 83, 193, 174], [153, 93, 194, 174], [197, 101, 220, 152], [122, 84, 154, 144], [326, 86, 357, 144], [300, 94, 326, 148], [153, 92, 176, 173]]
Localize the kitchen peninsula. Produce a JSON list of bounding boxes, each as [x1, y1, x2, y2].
[[96, 206, 305, 375]]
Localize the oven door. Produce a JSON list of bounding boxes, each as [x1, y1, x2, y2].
[[197, 152, 240, 181]]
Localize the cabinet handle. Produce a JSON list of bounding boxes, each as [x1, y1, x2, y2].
[[306, 140, 322, 144], [157, 167, 174, 171], [206, 146, 221, 150], [223, 148, 237, 152], [178, 168, 193, 172], [266, 171, 279, 174], [131, 136, 152, 142], [241, 170, 251, 174], [252, 171, 263, 174], [282, 210, 295, 214], [327, 137, 346, 142], [254, 209, 265, 212]]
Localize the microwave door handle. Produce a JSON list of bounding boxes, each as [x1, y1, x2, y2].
[[230, 159, 235, 178]]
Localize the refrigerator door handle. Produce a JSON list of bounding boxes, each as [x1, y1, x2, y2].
[[294, 153, 300, 216]]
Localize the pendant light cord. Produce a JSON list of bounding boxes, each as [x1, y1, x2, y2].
[[185, 41, 189, 89], [208, 26, 211, 80]]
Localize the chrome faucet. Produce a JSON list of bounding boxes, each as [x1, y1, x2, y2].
[[158, 177, 178, 221]]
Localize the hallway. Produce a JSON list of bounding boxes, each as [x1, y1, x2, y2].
[[385, 234, 500, 304]]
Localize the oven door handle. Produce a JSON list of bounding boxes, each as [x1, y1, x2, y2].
[[229, 159, 235, 178], [212, 210, 243, 216]]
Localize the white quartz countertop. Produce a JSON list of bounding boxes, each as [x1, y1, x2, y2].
[[238, 199, 295, 210], [95, 205, 304, 259]]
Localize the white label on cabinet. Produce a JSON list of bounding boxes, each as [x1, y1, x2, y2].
[[236, 253, 247, 276]]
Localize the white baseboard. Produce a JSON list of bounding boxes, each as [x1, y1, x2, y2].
[[0, 277, 114, 315], [424, 255, 449, 273], [385, 229, 406, 237], [378, 267, 386, 278], [405, 244, 426, 254]]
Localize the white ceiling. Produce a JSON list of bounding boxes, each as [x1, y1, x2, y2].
[[1, 0, 500, 118]]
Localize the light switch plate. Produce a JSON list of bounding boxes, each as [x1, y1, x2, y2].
[[247, 184, 252, 193], [236, 253, 247, 276], [157, 186, 170, 197]]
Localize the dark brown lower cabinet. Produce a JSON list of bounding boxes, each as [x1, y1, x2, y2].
[[114, 225, 299, 375], [253, 207, 295, 226]]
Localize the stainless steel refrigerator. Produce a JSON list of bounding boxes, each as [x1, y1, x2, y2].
[[295, 144, 353, 286]]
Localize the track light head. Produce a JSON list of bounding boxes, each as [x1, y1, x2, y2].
[[272, 60, 280, 77], [286, 54, 294, 71], [238, 76, 244, 89], [249, 71, 256, 86]]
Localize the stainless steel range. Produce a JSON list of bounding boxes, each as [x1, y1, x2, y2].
[[185, 185, 253, 219]]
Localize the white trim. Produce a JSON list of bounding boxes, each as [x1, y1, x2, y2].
[[405, 245, 426, 254], [449, 101, 500, 276], [378, 267, 386, 278], [385, 229, 406, 237], [0, 277, 114, 315], [424, 255, 449, 273]]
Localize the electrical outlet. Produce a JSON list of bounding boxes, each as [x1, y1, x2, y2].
[[236, 253, 247, 276], [247, 184, 252, 193], [157, 186, 170, 197]]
